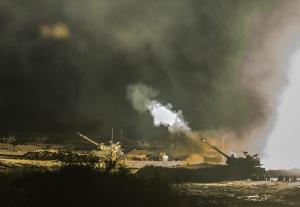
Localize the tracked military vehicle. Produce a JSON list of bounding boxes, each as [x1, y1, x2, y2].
[[137, 138, 265, 182], [201, 138, 263, 170]]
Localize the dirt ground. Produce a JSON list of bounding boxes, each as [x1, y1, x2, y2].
[[179, 181, 300, 207]]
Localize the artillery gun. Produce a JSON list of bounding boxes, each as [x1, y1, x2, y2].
[[201, 138, 262, 168], [137, 138, 266, 182], [77, 132, 124, 169]]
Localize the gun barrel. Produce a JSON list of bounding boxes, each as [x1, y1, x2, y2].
[[201, 138, 230, 159], [77, 132, 99, 146], [211, 146, 230, 159]]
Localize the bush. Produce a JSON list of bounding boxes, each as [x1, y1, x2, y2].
[[0, 165, 183, 207]]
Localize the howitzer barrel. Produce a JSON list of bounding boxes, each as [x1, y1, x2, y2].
[[210, 146, 230, 159], [201, 138, 230, 159], [77, 132, 99, 147]]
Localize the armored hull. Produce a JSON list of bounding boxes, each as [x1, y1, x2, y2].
[[137, 164, 266, 182]]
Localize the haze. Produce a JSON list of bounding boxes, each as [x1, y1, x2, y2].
[[264, 49, 300, 169]]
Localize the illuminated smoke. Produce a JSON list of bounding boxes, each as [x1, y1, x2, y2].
[[127, 83, 190, 133], [126, 83, 159, 113], [147, 100, 190, 133], [127, 83, 240, 163]]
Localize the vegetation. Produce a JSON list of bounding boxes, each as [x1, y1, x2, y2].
[[0, 165, 184, 207]]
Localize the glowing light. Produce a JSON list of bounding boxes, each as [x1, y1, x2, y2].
[[39, 22, 70, 40], [263, 49, 300, 169]]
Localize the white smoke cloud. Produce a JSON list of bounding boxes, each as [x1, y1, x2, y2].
[[147, 100, 190, 133], [126, 82, 159, 113], [127, 83, 190, 133]]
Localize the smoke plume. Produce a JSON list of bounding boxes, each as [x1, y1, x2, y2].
[[0, 0, 283, 157], [126, 83, 159, 113], [127, 83, 190, 133], [147, 101, 190, 133], [126, 82, 240, 161]]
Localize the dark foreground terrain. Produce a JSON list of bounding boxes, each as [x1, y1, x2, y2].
[[1, 165, 300, 207], [0, 165, 182, 207]]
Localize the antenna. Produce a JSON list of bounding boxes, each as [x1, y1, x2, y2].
[[111, 128, 114, 143], [120, 128, 123, 140]]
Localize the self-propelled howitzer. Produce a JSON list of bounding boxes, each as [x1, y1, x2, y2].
[[201, 138, 262, 168], [137, 138, 266, 182], [77, 132, 124, 163]]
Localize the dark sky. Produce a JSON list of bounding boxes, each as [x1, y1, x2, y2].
[[0, 0, 276, 140]]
